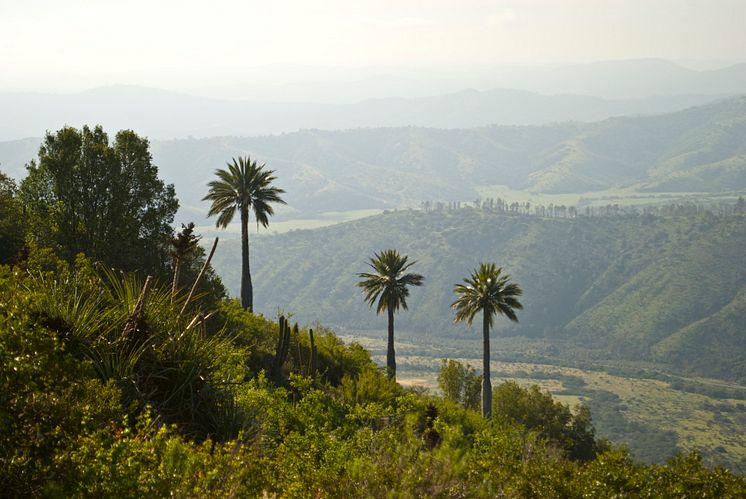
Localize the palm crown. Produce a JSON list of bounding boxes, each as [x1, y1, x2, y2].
[[452, 263, 523, 328], [358, 249, 424, 314], [203, 156, 286, 229]]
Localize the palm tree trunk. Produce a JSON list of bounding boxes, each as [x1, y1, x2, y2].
[[240, 206, 253, 311], [387, 305, 396, 380], [482, 310, 492, 418]]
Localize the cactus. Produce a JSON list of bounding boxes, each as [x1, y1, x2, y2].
[[274, 315, 291, 378], [293, 323, 302, 371], [308, 328, 317, 376]]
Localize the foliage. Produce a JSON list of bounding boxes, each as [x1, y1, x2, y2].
[[452, 262, 523, 328], [0, 171, 24, 264], [357, 249, 425, 316], [19, 125, 178, 277], [170, 222, 201, 294], [492, 381, 603, 461], [2, 253, 746, 496], [437, 359, 481, 411]]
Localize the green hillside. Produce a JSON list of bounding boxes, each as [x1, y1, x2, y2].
[[3, 96, 745, 222], [150, 95, 746, 215], [212, 208, 746, 382]]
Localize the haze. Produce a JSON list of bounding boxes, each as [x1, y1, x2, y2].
[[3, 0, 746, 96]]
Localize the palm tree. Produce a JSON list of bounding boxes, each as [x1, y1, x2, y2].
[[203, 156, 285, 311], [357, 249, 424, 380], [451, 263, 522, 418]]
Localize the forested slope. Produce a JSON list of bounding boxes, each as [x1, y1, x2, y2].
[[2, 96, 745, 222], [151, 95, 746, 216], [213, 208, 746, 381]]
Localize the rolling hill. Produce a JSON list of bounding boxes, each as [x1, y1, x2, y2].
[[210, 208, 746, 382], [2, 95, 745, 224], [0, 83, 728, 142]]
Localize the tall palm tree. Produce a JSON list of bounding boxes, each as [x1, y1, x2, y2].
[[203, 156, 285, 311], [452, 263, 522, 418], [357, 249, 424, 380]]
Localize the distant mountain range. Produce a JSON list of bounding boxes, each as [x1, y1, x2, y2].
[[0, 85, 736, 143], [497, 59, 746, 99], [191, 59, 746, 102], [2, 95, 745, 222], [209, 208, 746, 383]]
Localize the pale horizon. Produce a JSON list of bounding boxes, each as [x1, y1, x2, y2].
[[3, 0, 746, 95]]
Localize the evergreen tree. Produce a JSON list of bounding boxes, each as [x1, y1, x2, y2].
[[0, 171, 24, 264], [20, 126, 178, 276]]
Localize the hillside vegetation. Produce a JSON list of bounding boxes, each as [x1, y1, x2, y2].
[[152, 95, 746, 219], [4, 250, 746, 496], [213, 207, 746, 383], [2, 95, 745, 223]]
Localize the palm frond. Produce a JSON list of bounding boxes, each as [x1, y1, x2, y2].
[[202, 155, 286, 230], [356, 249, 424, 315], [451, 262, 523, 328]]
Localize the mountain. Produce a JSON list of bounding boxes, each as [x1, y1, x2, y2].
[[147, 95, 746, 219], [0, 84, 727, 142], [210, 208, 746, 383], [191, 59, 746, 102], [2, 95, 745, 223], [0, 137, 38, 179], [510, 59, 746, 99]]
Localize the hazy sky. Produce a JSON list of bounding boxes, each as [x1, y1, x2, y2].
[[2, 0, 746, 91]]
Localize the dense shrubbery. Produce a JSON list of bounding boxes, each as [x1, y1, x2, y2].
[[2, 254, 745, 497]]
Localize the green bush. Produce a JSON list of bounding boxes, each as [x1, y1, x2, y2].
[[492, 380, 602, 461]]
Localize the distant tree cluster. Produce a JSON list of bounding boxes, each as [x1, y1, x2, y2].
[[420, 195, 746, 219]]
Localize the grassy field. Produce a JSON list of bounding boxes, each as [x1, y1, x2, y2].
[[342, 332, 746, 472]]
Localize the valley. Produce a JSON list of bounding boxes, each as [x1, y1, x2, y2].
[[5, 3, 746, 494], [345, 332, 746, 471]]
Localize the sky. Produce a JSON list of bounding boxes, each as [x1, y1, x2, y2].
[[2, 0, 746, 92]]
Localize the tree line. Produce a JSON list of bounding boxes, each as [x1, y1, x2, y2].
[[420, 195, 746, 218]]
